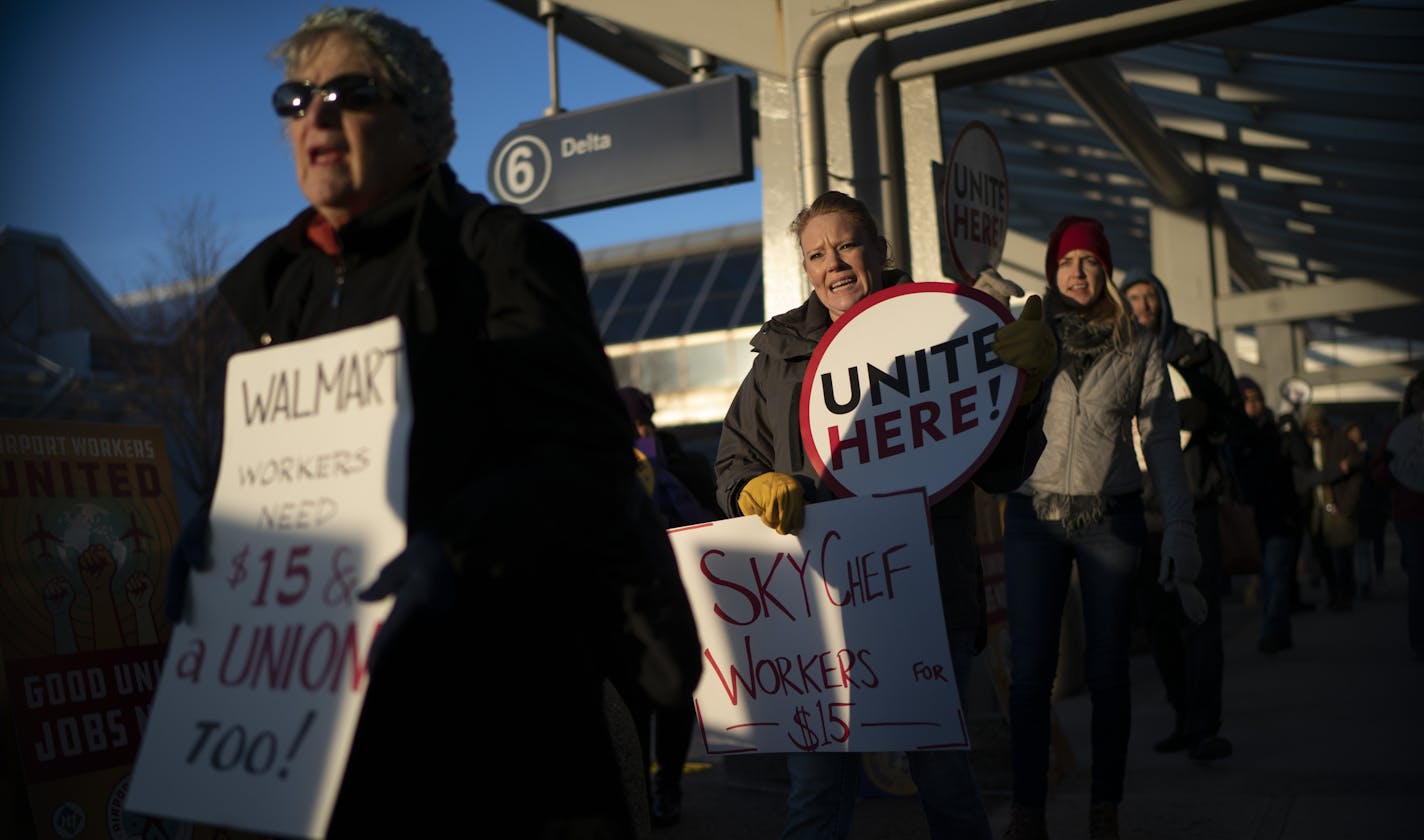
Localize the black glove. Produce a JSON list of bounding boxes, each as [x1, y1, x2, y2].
[[357, 532, 457, 674], [164, 503, 212, 624]]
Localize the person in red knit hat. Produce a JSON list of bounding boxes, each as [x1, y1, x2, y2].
[[1000, 216, 1203, 840]]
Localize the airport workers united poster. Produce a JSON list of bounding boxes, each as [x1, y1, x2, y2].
[[0, 418, 183, 839]]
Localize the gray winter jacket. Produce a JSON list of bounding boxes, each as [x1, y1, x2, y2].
[[1020, 315, 1195, 532], [715, 277, 1045, 632]]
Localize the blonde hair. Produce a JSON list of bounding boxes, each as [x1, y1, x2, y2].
[[789, 190, 893, 268]]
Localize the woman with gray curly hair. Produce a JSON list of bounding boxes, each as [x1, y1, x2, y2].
[[266, 5, 455, 227], [165, 7, 701, 838]]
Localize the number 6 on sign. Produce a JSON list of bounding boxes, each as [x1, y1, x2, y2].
[[490, 134, 552, 205]]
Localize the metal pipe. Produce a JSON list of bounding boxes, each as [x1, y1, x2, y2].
[[689, 47, 717, 83], [793, 0, 1005, 206], [539, 0, 562, 116], [888, 0, 1333, 83], [797, 0, 1321, 206], [873, 38, 908, 269]]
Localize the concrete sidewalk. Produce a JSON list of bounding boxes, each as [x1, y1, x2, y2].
[[658, 564, 1423, 839]]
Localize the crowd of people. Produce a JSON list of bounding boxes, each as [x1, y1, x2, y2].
[[149, 7, 1419, 840]]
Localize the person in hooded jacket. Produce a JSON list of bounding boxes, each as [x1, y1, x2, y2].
[[1000, 218, 1204, 840], [163, 9, 700, 837], [1119, 270, 1248, 763], [715, 190, 1056, 840]]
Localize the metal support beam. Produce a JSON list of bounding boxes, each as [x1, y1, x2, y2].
[[1298, 361, 1424, 389], [1052, 58, 1201, 209], [539, 0, 563, 116], [1215, 280, 1424, 328]]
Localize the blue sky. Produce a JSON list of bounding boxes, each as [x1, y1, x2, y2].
[[0, 0, 762, 296]]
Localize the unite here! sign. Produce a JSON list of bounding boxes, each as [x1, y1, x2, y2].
[[126, 316, 412, 839], [801, 283, 1021, 504], [944, 120, 1008, 282]]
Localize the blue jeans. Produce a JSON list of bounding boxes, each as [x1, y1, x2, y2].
[[1002, 492, 1144, 807], [1259, 534, 1298, 644], [780, 629, 991, 840]]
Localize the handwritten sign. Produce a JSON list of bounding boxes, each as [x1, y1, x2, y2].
[[670, 491, 966, 755], [126, 317, 412, 839], [800, 283, 1019, 504], [944, 121, 1008, 281]]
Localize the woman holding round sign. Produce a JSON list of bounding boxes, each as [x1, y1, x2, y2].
[[998, 217, 1204, 840], [714, 190, 1056, 840]]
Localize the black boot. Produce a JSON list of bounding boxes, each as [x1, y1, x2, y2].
[[650, 775, 682, 828], [1089, 802, 1119, 840]]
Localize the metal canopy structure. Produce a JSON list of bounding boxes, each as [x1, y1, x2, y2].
[[495, 0, 1424, 403]]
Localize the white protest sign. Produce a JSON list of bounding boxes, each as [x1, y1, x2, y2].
[[800, 283, 1020, 504], [670, 491, 966, 755], [126, 316, 412, 839], [944, 120, 1008, 281]]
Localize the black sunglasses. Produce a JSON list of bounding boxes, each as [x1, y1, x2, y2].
[[272, 74, 401, 118]]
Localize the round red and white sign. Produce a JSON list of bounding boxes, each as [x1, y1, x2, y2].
[[799, 283, 1021, 504], [944, 121, 1008, 282]]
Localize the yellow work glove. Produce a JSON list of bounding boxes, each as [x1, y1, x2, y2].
[[737, 472, 805, 535], [991, 295, 1057, 405]]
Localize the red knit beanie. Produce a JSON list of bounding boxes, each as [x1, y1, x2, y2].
[[1045, 216, 1113, 284]]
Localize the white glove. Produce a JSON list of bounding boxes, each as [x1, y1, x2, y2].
[[972, 266, 1024, 309], [1159, 520, 1207, 624]]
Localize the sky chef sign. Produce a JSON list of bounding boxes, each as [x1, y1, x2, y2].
[[126, 317, 412, 839], [800, 283, 1020, 504], [670, 491, 967, 755], [944, 121, 1008, 282]]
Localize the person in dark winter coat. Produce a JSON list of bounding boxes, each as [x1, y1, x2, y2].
[[1275, 401, 1318, 611], [166, 9, 699, 838], [1302, 403, 1364, 611], [715, 190, 1055, 840], [1370, 371, 1424, 659], [615, 386, 719, 828], [1120, 270, 1246, 763], [1235, 377, 1306, 652]]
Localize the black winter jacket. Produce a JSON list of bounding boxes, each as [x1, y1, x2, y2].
[[219, 164, 696, 837], [1122, 273, 1247, 528]]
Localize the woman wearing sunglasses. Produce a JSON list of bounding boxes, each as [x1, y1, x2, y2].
[[187, 7, 701, 838]]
